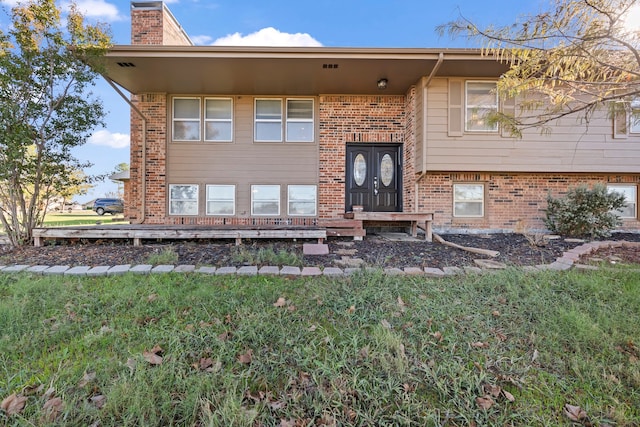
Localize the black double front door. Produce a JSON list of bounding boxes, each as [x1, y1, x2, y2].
[[345, 143, 402, 212]]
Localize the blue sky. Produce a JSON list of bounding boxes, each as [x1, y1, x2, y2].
[[0, 0, 546, 202]]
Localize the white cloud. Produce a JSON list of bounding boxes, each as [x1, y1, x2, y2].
[[88, 129, 129, 149], [191, 34, 214, 45], [211, 27, 322, 47], [0, 0, 21, 6], [62, 0, 125, 22]]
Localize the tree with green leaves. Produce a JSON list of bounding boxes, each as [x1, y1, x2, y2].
[[0, 0, 111, 246], [440, 0, 640, 136]]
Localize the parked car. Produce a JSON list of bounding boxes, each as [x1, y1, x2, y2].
[[93, 198, 124, 215]]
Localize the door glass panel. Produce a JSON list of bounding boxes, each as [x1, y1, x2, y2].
[[354, 153, 366, 186], [380, 154, 394, 186]]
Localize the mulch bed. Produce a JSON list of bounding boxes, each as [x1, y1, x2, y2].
[[2, 232, 640, 269]]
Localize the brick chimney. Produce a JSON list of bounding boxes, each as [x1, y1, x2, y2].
[[131, 1, 192, 46]]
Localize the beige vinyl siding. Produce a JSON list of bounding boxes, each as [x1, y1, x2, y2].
[[425, 78, 640, 173], [167, 96, 318, 217]]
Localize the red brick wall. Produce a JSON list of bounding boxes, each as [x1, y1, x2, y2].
[[318, 95, 407, 218], [417, 172, 640, 231]]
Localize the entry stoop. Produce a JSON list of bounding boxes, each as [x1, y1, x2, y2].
[[318, 219, 366, 240]]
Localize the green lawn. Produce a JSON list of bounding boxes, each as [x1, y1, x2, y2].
[[42, 211, 127, 227], [0, 269, 639, 426]]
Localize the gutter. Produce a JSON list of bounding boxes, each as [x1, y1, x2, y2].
[[103, 76, 147, 224], [415, 52, 444, 212]]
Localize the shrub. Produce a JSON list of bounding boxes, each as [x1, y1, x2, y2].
[[544, 184, 626, 238]]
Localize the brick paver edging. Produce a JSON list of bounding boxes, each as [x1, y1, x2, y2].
[[1, 241, 639, 277]]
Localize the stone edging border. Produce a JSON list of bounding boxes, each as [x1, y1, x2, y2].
[[1, 240, 639, 277]]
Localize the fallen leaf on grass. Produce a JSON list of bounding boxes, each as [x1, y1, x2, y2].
[[431, 331, 443, 342], [218, 331, 232, 341], [502, 389, 515, 402], [347, 305, 356, 314], [22, 384, 44, 396], [147, 293, 158, 302], [143, 345, 164, 365], [1, 393, 27, 415], [564, 404, 589, 424], [308, 324, 317, 332], [42, 397, 63, 423], [492, 310, 501, 317], [471, 341, 489, 348], [532, 349, 539, 363], [483, 384, 501, 397], [237, 350, 253, 364], [78, 371, 96, 388], [476, 395, 494, 410], [397, 296, 407, 312], [380, 319, 392, 329], [126, 357, 137, 374], [90, 395, 106, 409]]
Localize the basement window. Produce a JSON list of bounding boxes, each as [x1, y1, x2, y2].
[[453, 183, 485, 217], [608, 184, 637, 219]]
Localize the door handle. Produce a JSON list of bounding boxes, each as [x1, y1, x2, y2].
[[374, 176, 379, 196]]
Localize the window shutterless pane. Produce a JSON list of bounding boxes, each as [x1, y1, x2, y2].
[[174, 121, 200, 141], [465, 82, 498, 132], [631, 99, 640, 133], [174, 98, 200, 119], [286, 122, 313, 142], [253, 185, 280, 201], [205, 122, 232, 141], [255, 122, 282, 141], [256, 100, 282, 120], [207, 185, 235, 200], [454, 184, 484, 201], [170, 185, 198, 200], [207, 201, 234, 215], [252, 202, 279, 215], [205, 98, 232, 120], [454, 201, 483, 217], [287, 99, 313, 119], [170, 201, 198, 215]]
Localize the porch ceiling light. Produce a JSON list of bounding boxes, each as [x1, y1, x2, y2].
[[377, 78, 388, 90]]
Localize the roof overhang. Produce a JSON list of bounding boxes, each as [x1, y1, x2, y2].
[[100, 46, 511, 95]]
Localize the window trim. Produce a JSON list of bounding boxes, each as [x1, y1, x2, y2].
[[465, 80, 499, 133], [251, 184, 281, 216], [630, 98, 640, 134], [287, 185, 317, 216], [204, 97, 234, 142], [286, 98, 314, 142], [172, 97, 201, 142], [254, 99, 283, 142], [168, 184, 199, 216], [607, 184, 637, 219], [453, 183, 485, 218], [205, 184, 236, 216]]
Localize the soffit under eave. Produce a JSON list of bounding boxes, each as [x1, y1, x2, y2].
[[101, 52, 510, 95]]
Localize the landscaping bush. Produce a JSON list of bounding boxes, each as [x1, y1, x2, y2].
[[544, 183, 626, 238]]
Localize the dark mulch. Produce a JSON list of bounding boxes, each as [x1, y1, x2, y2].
[[2, 232, 640, 269]]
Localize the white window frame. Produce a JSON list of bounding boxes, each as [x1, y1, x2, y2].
[[465, 81, 499, 132], [169, 184, 199, 216], [251, 185, 281, 216], [206, 184, 235, 216], [286, 99, 314, 142], [172, 97, 201, 141], [607, 184, 637, 219], [254, 99, 283, 142], [204, 97, 233, 142], [288, 185, 317, 216], [453, 183, 485, 218], [631, 98, 640, 134]]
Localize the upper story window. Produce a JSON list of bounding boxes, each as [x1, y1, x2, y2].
[[173, 97, 201, 141], [255, 98, 314, 142], [172, 97, 233, 142], [465, 81, 498, 132], [205, 98, 233, 141]]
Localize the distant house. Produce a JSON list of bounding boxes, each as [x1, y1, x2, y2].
[[99, 1, 640, 233]]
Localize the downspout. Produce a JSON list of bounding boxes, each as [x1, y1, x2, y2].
[[103, 76, 147, 224], [414, 52, 444, 212]]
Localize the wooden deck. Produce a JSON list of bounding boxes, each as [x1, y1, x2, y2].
[[32, 225, 327, 247], [32, 212, 433, 246]]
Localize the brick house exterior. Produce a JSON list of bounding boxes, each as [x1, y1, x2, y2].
[[104, 1, 640, 233]]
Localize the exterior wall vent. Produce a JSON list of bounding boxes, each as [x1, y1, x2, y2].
[[117, 62, 136, 67], [322, 64, 339, 69]]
